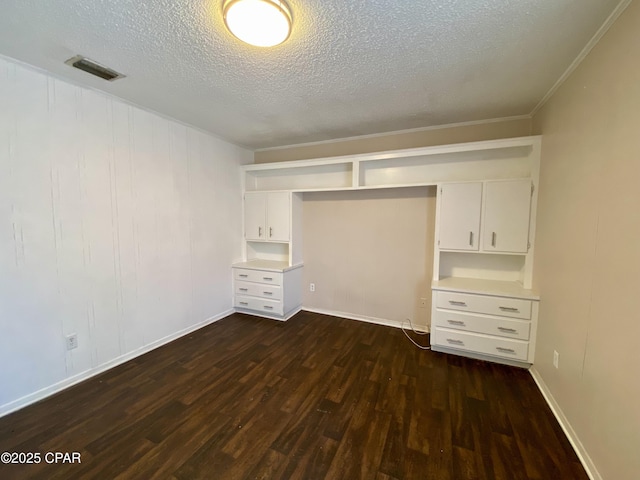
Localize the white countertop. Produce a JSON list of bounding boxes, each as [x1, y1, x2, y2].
[[232, 259, 304, 273], [432, 277, 539, 300]]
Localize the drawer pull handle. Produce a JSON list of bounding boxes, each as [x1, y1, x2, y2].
[[449, 301, 467, 307], [469, 231, 473, 246], [498, 327, 517, 333], [499, 306, 519, 312], [446, 338, 464, 345], [496, 347, 516, 354], [263, 291, 273, 295], [259, 227, 262, 237], [264, 305, 274, 310], [491, 231, 497, 247], [239, 274, 248, 278], [239, 302, 249, 306], [269, 227, 273, 238], [239, 288, 248, 292], [263, 277, 273, 281], [447, 320, 466, 326]]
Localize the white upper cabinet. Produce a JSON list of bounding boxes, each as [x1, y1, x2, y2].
[[244, 192, 290, 242], [438, 180, 532, 254], [266, 192, 290, 242], [481, 180, 532, 253], [244, 192, 266, 241], [438, 182, 483, 251]]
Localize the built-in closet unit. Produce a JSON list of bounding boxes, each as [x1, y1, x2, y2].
[[233, 191, 303, 320], [236, 136, 541, 366], [432, 176, 539, 367]]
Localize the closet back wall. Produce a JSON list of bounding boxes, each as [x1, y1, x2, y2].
[[0, 55, 252, 415], [302, 188, 435, 330]]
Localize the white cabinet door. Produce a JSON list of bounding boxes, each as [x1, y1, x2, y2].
[[266, 192, 290, 242], [244, 193, 266, 241], [244, 192, 290, 243], [482, 180, 531, 253], [438, 183, 482, 251]]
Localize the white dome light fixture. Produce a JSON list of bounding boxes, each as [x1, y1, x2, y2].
[[223, 0, 292, 47]]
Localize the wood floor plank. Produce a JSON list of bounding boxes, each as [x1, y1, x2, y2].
[[452, 445, 481, 480], [0, 311, 589, 479]]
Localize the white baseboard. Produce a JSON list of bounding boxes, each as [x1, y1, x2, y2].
[[0, 309, 234, 418], [529, 367, 601, 480], [302, 307, 429, 332]]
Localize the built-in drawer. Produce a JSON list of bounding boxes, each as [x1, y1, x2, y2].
[[432, 309, 531, 340], [233, 268, 283, 286], [235, 281, 283, 300], [234, 295, 284, 315], [435, 291, 531, 319], [433, 327, 529, 361]]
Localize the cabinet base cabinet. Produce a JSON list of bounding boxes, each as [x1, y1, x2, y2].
[[431, 284, 539, 366], [431, 345, 532, 369], [433, 327, 529, 362], [232, 261, 303, 321], [432, 309, 531, 340]]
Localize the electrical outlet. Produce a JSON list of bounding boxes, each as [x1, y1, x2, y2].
[[309, 283, 315, 292], [553, 350, 559, 369], [419, 298, 427, 308], [66, 333, 78, 351]]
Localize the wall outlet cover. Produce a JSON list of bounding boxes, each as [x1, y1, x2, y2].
[[66, 334, 78, 351]]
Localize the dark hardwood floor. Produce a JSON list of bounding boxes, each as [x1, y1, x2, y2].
[[0, 311, 587, 479]]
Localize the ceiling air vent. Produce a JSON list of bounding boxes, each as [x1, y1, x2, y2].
[[64, 55, 125, 81]]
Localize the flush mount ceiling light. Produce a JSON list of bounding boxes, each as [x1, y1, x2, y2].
[[223, 0, 292, 47]]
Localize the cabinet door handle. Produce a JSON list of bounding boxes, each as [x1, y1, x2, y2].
[[498, 327, 517, 333], [496, 347, 516, 354], [446, 338, 464, 345], [239, 288, 248, 292], [447, 320, 466, 326], [239, 274, 248, 278], [499, 306, 519, 312], [259, 226, 262, 237], [491, 231, 496, 247], [269, 227, 273, 238], [263, 291, 273, 295], [263, 277, 273, 281], [264, 305, 274, 310], [469, 231, 473, 246], [449, 300, 467, 307], [239, 301, 249, 306]]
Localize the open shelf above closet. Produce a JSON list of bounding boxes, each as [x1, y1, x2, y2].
[[244, 136, 540, 193]]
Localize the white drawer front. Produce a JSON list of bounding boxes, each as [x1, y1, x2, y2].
[[235, 281, 283, 300], [435, 291, 531, 319], [233, 268, 283, 286], [235, 295, 284, 315], [434, 327, 529, 361], [432, 309, 531, 340]]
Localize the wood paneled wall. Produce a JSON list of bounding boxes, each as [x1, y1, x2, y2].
[[0, 56, 252, 414]]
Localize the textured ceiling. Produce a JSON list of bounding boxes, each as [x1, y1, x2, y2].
[[0, 0, 623, 149]]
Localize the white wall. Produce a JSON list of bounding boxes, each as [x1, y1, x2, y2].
[[254, 118, 532, 163], [0, 56, 252, 414], [531, 1, 640, 478], [302, 188, 436, 330]]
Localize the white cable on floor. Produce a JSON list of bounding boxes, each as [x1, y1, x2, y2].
[[401, 317, 431, 350]]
